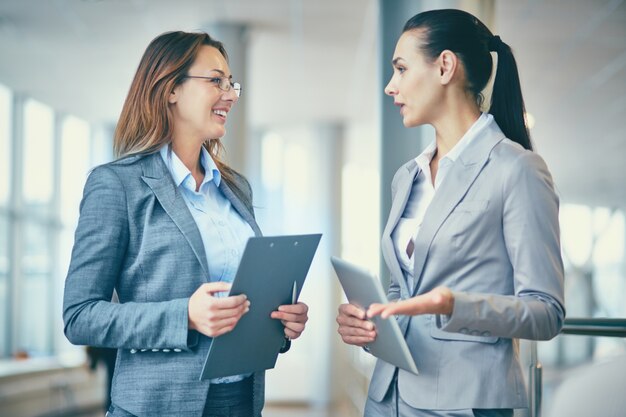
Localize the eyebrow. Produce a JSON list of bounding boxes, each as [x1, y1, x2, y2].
[[209, 69, 233, 79], [392, 57, 405, 66]]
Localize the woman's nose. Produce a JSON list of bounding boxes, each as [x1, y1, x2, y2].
[[384, 79, 396, 96], [223, 87, 239, 103]]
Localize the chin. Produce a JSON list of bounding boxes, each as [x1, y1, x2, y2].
[[402, 117, 419, 128], [205, 128, 225, 139]]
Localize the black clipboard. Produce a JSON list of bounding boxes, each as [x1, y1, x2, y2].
[[200, 234, 322, 380]]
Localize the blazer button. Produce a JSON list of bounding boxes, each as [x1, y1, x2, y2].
[[130, 349, 137, 354], [459, 328, 469, 334], [481, 331, 491, 337], [173, 349, 182, 352]]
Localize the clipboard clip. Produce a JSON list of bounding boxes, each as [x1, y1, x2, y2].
[[291, 280, 298, 305]]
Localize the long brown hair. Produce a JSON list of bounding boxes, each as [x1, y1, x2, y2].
[[114, 31, 247, 201]]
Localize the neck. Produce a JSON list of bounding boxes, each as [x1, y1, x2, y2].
[[432, 99, 481, 160], [170, 139, 204, 177]]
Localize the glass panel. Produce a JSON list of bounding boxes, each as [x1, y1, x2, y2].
[[18, 222, 51, 356], [22, 98, 54, 217], [60, 115, 90, 227], [0, 84, 11, 207], [0, 215, 8, 357]]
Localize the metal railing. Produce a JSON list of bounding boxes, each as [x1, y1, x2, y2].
[[529, 318, 626, 417]]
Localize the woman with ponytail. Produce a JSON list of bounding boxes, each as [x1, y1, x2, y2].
[[337, 9, 564, 417]]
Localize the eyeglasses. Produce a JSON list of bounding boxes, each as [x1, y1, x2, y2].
[[183, 75, 242, 97]]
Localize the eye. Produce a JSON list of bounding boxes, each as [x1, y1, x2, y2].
[[395, 66, 406, 74], [208, 77, 222, 85]]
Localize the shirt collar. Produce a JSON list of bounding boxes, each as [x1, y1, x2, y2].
[[445, 112, 492, 162], [159, 144, 222, 189], [414, 112, 493, 169]]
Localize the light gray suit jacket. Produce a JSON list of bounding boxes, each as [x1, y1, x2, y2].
[[368, 120, 565, 410], [63, 152, 265, 417]]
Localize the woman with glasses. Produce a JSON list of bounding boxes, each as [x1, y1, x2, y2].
[[336, 9, 565, 417], [63, 31, 308, 417]]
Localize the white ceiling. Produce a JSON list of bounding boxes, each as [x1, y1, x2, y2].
[[0, 0, 624, 208], [0, 0, 377, 125]]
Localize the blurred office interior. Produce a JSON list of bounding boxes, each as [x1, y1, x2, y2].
[[0, 0, 625, 416]]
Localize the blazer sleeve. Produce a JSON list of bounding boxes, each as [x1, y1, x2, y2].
[[440, 151, 566, 340], [62, 166, 193, 350]]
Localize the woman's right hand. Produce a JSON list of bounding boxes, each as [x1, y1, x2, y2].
[[188, 282, 250, 338], [336, 303, 377, 347]]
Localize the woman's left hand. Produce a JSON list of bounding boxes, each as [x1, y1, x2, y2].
[[367, 286, 455, 319], [271, 302, 309, 340]]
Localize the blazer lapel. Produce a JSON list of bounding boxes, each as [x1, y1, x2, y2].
[[140, 153, 210, 277], [219, 180, 262, 237], [410, 121, 506, 295], [381, 160, 420, 297]]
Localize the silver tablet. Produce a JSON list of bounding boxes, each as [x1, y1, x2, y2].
[[331, 256, 418, 374]]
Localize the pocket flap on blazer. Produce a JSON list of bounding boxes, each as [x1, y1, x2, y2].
[[453, 199, 489, 213], [430, 325, 499, 344]]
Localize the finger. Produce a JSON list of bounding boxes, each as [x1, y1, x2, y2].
[[271, 311, 307, 323], [338, 303, 367, 319], [202, 282, 232, 295], [208, 302, 250, 319], [283, 320, 305, 334], [277, 302, 308, 314], [199, 316, 240, 337], [337, 325, 376, 338], [285, 327, 304, 340], [336, 315, 375, 331], [342, 335, 376, 346], [380, 300, 419, 318], [367, 303, 387, 318], [210, 294, 248, 310]]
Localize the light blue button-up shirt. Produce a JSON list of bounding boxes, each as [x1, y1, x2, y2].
[[160, 144, 254, 384]]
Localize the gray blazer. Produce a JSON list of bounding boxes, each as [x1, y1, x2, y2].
[[63, 152, 265, 417], [368, 119, 565, 410]]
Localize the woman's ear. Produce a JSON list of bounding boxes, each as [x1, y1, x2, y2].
[[168, 86, 179, 104], [438, 50, 458, 85]]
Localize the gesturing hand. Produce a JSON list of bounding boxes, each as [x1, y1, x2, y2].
[[188, 282, 250, 338], [367, 286, 454, 319], [271, 302, 309, 340], [336, 303, 377, 347]]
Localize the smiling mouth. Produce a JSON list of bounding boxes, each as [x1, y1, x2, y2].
[[213, 109, 227, 117]]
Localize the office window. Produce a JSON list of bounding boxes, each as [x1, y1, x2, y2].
[[60, 115, 90, 227], [22, 99, 54, 217], [0, 84, 11, 206], [18, 222, 52, 356], [16, 98, 55, 357], [0, 216, 8, 357], [0, 84, 11, 357]]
